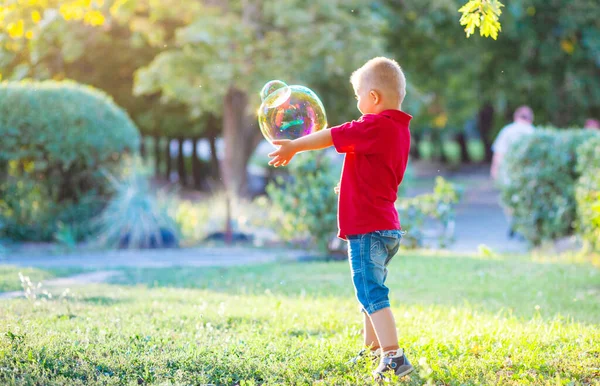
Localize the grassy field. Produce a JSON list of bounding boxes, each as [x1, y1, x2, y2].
[[0, 252, 599, 385]]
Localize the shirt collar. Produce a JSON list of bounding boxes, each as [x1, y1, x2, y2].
[[379, 109, 412, 124]]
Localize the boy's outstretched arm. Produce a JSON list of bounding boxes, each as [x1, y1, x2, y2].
[[268, 128, 333, 167]]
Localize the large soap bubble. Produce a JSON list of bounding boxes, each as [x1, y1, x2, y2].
[[257, 80, 327, 145]]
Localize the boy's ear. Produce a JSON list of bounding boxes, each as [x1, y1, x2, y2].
[[369, 90, 380, 104]]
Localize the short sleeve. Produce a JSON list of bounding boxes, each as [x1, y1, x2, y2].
[[492, 127, 509, 154], [330, 114, 385, 155]]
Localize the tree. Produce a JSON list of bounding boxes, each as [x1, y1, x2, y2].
[[128, 0, 387, 196]]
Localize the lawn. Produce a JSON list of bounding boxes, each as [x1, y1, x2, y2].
[[0, 252, 599, 385]]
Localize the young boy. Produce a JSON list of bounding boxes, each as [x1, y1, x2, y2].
[[268, 57, 413, 380]]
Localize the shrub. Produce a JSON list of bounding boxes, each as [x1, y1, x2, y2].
[[397, 176, 463, 248], [172, 199, 212, 246], [0, 80, 140, 241], [173, 194, 263, 246], [575, 137, 600, 251], [442, 140, 462, 166], [93, 159, 178, 249], [500, 129, 599, 245], [467, 138, 485, 163], [418, 138, 435, 160], [265, 152, 339, 254]]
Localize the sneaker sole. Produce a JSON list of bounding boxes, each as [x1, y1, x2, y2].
[[395, 365, 414, 377], [373, 365, 414, 381]]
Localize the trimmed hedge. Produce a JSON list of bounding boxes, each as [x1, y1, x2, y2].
[[0, 80, 140, 241], [575, 137, 600, 250], [501, 129, 599, 245]]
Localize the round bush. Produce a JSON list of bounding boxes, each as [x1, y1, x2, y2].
[[501, 129, 599, 245], [0, 80, 140, 241]]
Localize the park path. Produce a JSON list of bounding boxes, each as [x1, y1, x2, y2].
[[0, 270, 122, 300], [449, 174, 527, 254], [0, 247, 305, 299], [0, 246, 304, 269], [407, 163, 528, 254]]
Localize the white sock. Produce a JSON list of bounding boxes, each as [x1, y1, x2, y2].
[[383, 348, 403, 358]]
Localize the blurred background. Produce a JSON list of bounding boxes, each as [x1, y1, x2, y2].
[[0, 0, 599, 257]]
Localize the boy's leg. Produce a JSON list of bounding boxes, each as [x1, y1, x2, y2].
[[364, 312, 380, 350], [369, 307, 399, 353]]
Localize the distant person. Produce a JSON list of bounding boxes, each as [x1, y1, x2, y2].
[[490, 106, 535, 182], [490, 106, 535, 239], [584, 118, 600, 130]]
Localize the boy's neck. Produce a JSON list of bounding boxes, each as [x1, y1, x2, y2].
[[371, 104, 401, 114]]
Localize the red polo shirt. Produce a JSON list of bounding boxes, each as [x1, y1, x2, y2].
[[330, 110, 412, 239]]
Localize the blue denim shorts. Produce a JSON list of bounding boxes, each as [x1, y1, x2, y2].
[[347, 230, 403, 314]]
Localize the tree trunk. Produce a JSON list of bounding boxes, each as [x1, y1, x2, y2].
[[154, 135, 161, 177], [165, 137, 171, 181], [177, 137, 187, 187], [431, 129, 444, 163], [139, 136, 146, 159], [191, 137, 202, 190], [222, 87, 263, 197], [207, 114, 221, 181], [477, 103, 495, 163], [457, 132, 470, 164], [410, 132, 420, 160]]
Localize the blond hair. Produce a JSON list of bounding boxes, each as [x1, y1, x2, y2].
[[350, 57, 406, 107]]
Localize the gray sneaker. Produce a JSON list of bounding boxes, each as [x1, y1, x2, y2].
[[373, 350, 414, 380]]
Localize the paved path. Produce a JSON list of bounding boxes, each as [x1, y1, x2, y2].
[[0, 270, 122, 299], [406, 164, 528, 254], [0, 247, 305, 298], [450, 178, 527, 254], [0, 246, 304, 269]]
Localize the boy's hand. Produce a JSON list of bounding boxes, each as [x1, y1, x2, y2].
[[334, 182, 340, 194], [268, 139, 297, 167]]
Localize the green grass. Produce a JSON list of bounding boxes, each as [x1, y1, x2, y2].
[[0, 266, 85, 292], [1, 253, 599, 385]]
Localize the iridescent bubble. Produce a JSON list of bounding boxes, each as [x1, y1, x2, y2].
[[260, 80, 288, 102], [257, 80, 327, 145]]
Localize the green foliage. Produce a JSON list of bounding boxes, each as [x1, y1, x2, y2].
[[0, 80, 139, 241], [0, 1, 198, 140], [171, 199, 211, 247], [501, 129, 599, 245], [459, 0, 504, 39], [467, 138, 486, 163], [132, 1, 387, 119], [93, 159, 178, 249], [575, 138, 600, 251], [397, 177, 463, 248], [385, 0, 600, 134], [265, 153, 339, 254], [417, 137, 439, 161], [442, 140, 462, 166]]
